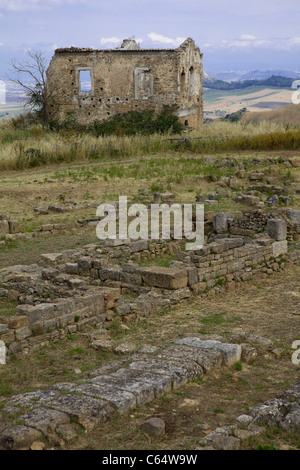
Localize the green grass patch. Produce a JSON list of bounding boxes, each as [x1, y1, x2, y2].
[[200, 311, 242, 326], [0, 299, 18, 318]]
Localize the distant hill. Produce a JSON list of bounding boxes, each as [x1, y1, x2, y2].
[[212, 69, 300, 81], [203, 71, 216, 83], [240, 103, 300, 125], [203, 75, 295, 91], [0, 81, 26, 103], [211, 71, 243, 82], [240, 70, 300, 81]]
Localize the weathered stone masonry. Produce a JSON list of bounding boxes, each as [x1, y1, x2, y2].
[[1, 216, 299, 355], [46, 38, 203, 128]]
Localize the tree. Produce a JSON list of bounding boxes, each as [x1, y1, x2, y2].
[[8, 50, 51, 124]]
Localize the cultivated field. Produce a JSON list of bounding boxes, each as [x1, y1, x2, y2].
[[204, 86, 294, 119]]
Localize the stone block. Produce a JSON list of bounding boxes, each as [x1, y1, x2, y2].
[[91, 259, 107, 270], [175, 337, 241, 366], [91, 374, 154, 406], [48, 393, 115, 431], [186, 266, 198, 285], [0, 220, 9, 237], [286, 210, 300, 225], [213, 343, 242, 366], [39, 252, 63, 266], [213, 213, 229, 233], [128, 359, 189, 388], [99, 265, 122, 282], [267, 219, 286, 241], [98, 287, 120, 309], [141, 418, 165, 437], [15, 326, 32, 341], [272, 240, 288, 257], [104, 238, 130, 247], [119, 271, 142, 284], [41, 224, 54, 232], [1, 330, 15, 345], [141, 266, 188, 289], [241, 195, 260, 206], [0, 425, 43, 450], [22, 407, 70, 436], [169, 287, 191, 302], [66, 383, 136, 415], [0, 323, 9, 334], [130, 240, 149, 252], [190, 281, 207, 294], [158, 344, 222, 374], [112, 368, 172, 397], [249, 172, 264, 181], [23, 304, 56, 324], [65, 263, 79, 275], [8, 220, 21, 234], [77, 256, 93, 274], [54, 299, 75, 315]]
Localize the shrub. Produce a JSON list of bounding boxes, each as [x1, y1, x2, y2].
[[89, 105, 184, 137]]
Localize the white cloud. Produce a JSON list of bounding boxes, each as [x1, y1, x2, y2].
[[221, 36, 272, 48], [217, 35, 300, 50], [288, 37, 300, 46], [100, 36, 143, 47], [0, 0, 86, 12], [240, 35, 256, 40], [147, 33, 186, 47], [100, 37, 121, 46]]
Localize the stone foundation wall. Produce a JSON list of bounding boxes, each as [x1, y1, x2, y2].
[[0, 291, 107, 355], [228, 209, 300, 241], [1, 218, 299, 355]]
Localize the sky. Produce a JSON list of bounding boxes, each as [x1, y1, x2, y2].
[[0, 0, 300, 78]]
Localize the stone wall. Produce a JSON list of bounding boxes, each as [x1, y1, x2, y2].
[[46, 38, 203, 128], [1, 217, 299, 355], [217, 209, 300, 241], [1, 292, 106, 355], [0, 215, 20, 238]]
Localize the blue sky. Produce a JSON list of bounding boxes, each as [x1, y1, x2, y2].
[[0, 0, 300, 77]]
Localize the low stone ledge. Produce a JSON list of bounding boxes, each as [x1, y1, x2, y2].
[[140, 266, 188, 289], [0, 336, 294, 450], [175, 337, 242, 366]]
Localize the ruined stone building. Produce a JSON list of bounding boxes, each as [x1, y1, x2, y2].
[[46, 38, 203, 128]]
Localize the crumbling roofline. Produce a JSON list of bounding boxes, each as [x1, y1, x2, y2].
[[54, 47, 180, 54]]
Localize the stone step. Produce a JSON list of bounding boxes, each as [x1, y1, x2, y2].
[[0, 338, 234, 450]]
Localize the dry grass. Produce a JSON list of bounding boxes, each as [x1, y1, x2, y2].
[[241, 103, 300, 125], [1, 119, 300, 171]]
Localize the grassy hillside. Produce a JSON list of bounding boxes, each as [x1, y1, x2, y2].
[[204, 75, 294, 90], [241, 103, 300, 125]]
